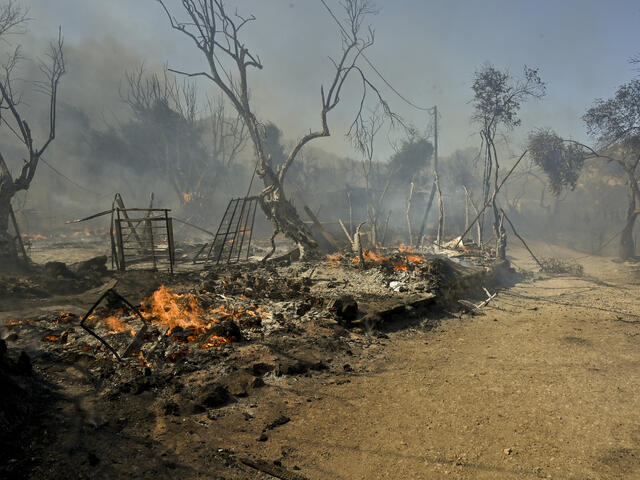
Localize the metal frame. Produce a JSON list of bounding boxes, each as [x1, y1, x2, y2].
[[112, 208, 175, 273], [204, 196, 258, 265], [80, 287, 148, 361]]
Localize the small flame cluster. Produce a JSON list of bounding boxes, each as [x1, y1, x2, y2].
[[80, 285, 265, 353], [21, 228, 98, 242], [328, 244, 425, 271]]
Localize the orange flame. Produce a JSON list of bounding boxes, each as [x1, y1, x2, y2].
[[22, 233, 48, 241], [104, 315, 135, 336], [406, 254, 423, 263], [142, 285, 210, 334], [353, 249, 390, 266], [56, 312, 78, 324], [327, 252, 344, 268], [44, 335, 60, 342], [200, 335, 232, 349]]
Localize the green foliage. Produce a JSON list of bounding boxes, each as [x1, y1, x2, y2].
[[441, 147, 481, 189], [472, 64, 545, 132], [388, 136, 433, 184], [527, 129, 586, 196], [583, 80, 640, 148]]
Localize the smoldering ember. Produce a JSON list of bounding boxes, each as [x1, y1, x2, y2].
[[1, 2, 640, 480]]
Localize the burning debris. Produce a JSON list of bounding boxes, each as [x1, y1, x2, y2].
[[3, 238, 507, 375]]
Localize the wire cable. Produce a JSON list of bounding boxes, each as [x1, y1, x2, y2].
[[40, 157, 110, 197], [319, 0, 433, 112]]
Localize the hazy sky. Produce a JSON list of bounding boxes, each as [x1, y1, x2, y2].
[[25, 0, 640, 159]]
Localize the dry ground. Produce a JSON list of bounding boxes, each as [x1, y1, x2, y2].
[[4, 242, 640, 479], [252, 244, 640, 479]]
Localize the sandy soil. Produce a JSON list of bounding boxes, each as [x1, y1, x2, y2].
[[4, 242, 640, 479], [253, 245, 640, 479]]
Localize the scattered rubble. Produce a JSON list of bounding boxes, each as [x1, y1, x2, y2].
[[0, 238, 517, 479], [540, 257, 584, 276]]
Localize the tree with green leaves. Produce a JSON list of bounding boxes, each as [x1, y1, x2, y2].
[[529, 80, 640, 259], [471, 63, 545, 258]]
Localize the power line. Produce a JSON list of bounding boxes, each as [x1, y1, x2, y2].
[[319, 0, 433, 112], [40, 157, 110, 198]]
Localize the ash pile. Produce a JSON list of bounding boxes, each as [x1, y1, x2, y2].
[[2, 242, 506, 398], [0, 238, 515, 478]]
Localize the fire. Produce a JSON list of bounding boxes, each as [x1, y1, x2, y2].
[[44, 335, 60, 342], [182, 192, 193, 203], [141, 285, 210, 334], [22, 233, 48, 241], [5, 320, 23, 327], [200, 335, 232, 349], [406, 254, 423, 263], [393, 262, 409, 271], [104, 315, 135, 336], [364, 249, 389, 262], [327, 252, 344, 268], [208, 303, 234, 320], [56, 312, 78, 324], [141, 283, 260, 332], [353, 249, 389, 266], [75, 285, 264, 357], [393, 253, 424, 271]]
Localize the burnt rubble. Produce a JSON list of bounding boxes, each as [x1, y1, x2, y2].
[[0, 241, 517, 479]]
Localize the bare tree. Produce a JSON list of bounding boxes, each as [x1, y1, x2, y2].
[[471, 63, 545, 259], [122, 66, 247, 210], [156, 0, 395, 259], [353, 106, 388, 245], [0, 1, 65, 267]]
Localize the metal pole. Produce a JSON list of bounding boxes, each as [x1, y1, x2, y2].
[[415, 105, 438, 246], [166, 211, 175, 275], [434, 105, 438, 171]]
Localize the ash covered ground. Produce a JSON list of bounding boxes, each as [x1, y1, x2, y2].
[[0, 236, 514, 480]]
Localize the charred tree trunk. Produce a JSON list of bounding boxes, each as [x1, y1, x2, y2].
[[0, 178, 20, 269], [259, 184, 320, 259], [620, 173, 640, 259], [246, 120, 320, 260], [0, 27, 65, 269], [489, 136, 507, 260], [157, 0, 391, 262]]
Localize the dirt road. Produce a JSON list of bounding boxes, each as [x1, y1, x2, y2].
[[255, 247, 640, 479]]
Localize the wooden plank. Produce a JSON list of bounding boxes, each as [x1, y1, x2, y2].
[[303, 205, 341, 252]]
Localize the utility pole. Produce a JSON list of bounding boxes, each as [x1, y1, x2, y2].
[[415, 106, 439, 246], [433, 105, 438, 171]]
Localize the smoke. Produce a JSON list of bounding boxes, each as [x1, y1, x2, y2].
[[1, 0, 637, 252]]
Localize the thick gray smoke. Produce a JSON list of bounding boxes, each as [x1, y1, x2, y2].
[[1, 0, 637, 254]]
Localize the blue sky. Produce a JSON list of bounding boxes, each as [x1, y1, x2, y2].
[[24, 0, 640, 159]]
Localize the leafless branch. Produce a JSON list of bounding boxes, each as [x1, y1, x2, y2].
[[0, 26, 65, 193]]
